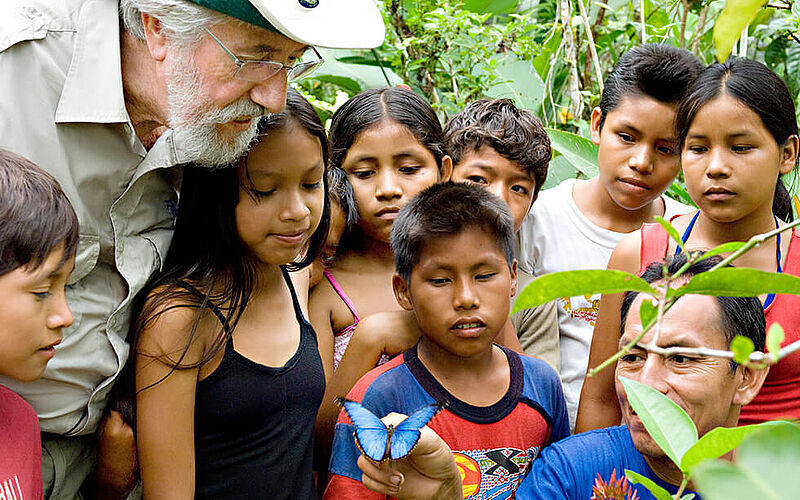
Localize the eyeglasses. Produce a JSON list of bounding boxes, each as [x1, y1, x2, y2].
[[204, 28, 324, 82]]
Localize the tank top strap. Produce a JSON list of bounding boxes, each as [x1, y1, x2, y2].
[[174, 281, 232, 334], [323, 269, 361, 322], [639, 222, 670, 275], [280, 266, 304, 321]]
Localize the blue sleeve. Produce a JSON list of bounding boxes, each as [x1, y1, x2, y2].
[[520, 356, 570, 443], [328, 418, 365, 480], [515, 440, 581, 500]]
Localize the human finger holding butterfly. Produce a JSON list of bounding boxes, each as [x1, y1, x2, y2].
[[356, 412, 462, 500]]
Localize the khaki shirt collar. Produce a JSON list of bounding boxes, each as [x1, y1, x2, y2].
[[55, 0, 127, 124]]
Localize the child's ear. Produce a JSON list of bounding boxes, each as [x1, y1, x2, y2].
[[509, 260, 518, 297], [779, 134, 799, 175], [440, 155, 453, 182], [141, 13, 169, 62], [590, 107, 603, 146], [392, 274, 414, 311]]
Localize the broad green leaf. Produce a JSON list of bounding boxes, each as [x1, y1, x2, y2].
[[697, 242, 747, 262], [624, 470, 674, 500], [307, 74, 364, 95], [713, 0, 764, 61], [729, 335, 755, 365], [680, 421, 784, 474], [545, 128, 599, 178], [639, 299, 657, 330], [316, 49, 402, 88], [655, 216, 684, 249], [666, 182, 697, 208], [766, 323, 785, 356], [692, 422, 800, 500], [511, 270, 655, 314], [482, 55, 545, 112], [619, 377, 698, 469], [542, 156, 578, 191], [462, 0, 518, 14], [674, 268, 800, 298]]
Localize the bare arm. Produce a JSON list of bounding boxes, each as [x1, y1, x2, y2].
[[574, 232, 642, 433], [136, 305, 205, 500]]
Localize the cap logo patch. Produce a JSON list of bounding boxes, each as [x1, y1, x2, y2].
[[298, 0, 319, 8]]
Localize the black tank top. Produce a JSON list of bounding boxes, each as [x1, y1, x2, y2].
[[191, 268, 325, 499]]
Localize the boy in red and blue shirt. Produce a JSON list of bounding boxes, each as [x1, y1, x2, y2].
[[325, 182, 569, 499]]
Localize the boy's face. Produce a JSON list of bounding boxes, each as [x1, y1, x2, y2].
[[0, 245, 74, 382], [392, 227, 516, 360], [591, 95, 681, 211], [451, 145, 535, 231]]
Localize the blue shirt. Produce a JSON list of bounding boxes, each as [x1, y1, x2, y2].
[[516, 426, 700, 500]]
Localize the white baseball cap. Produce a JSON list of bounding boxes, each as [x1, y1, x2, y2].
[[188, 0, 385, 48]]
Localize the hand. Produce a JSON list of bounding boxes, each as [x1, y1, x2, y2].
[[92, 411, 138, 499], [358, 413, 461, 500]]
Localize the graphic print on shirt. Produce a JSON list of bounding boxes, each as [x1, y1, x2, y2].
[[0, 474, 25, 500], [558, 294, 601, 326], [453, 445, 540, 499]]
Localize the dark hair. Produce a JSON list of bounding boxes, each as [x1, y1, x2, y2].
[[621, 253, 765, 371], [597, 44, 704, 132], [676, 58, 799, 222], [132, 88, 329, 388], [327, 165, 358, 231], [391, 182, 515, 282], [0, 149, 79, 276], [445, 98, 551, 199], [328, 87, 447, 173]]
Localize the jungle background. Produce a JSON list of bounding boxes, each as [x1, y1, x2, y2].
[[296, 0, 800, 210]]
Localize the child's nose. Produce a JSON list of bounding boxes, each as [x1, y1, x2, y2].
[[628, 146, 654, 174], [453, 280, 479, 310], [375, 170, 402, 200], [48, 295, 74, 330]]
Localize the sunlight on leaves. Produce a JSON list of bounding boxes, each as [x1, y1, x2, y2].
[[765, 323, 785, 357], [729, 336, 755, 365], [680, 422, 786, 474], [624, 470, 673, 500], [713, 0, 764, 61], [545, 128, 599, 178], [655, 216, 684, 250], [674, 268, 800, 298]]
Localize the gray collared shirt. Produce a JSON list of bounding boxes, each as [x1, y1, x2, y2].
[[0, 0, 196, 435]]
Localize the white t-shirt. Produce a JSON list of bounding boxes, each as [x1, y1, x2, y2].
[[517, 178, 690, 429]]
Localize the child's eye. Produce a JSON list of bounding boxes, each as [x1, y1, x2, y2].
[[303, 181, 322, 190], [618, 133, 635, 144], [687, 145, 707, 154], [399, 166, 422, 175], [465, 175, 488, 185], [732, 145, 754, 153], [511, 184, 530, 196], [428, 277, 450, 286], [350, 170, 374, 179], [657, 145, 677, 156], [475, 272, 497, 281], [252, 188, 275, 198], [33, 291, 52, 300]]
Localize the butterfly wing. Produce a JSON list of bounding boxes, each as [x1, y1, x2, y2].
[[337, 398, 389, 462], [389, 403, 443, 460]]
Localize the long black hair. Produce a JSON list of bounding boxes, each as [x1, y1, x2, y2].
[[112, 89, 330, 426], [676, 58, 799, 221]]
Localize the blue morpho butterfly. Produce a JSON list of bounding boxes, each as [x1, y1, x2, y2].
[[336, 397, 443, 462]]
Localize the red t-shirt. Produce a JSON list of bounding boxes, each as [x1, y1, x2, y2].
[[0, 384, 43, 500]]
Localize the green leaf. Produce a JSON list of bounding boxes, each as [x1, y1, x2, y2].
[[317, 49, 402, 88], [729, 335, 755, 365], [674, 268, 800, 298], [713, 0, 764, 61], [481, 55, 545, 112], [696, 242, 747, 262], [624, 470, 674, 500], [766, 323, 785, 356], [545, 128, 599, 178], [680, 422, 784, 474], [619, 377, 698, 469], [639, 298, 657, 330], [542, 155, 579, 190], [692, 422, 800, 500], [511, 270, 655, 314], [462, 0, 518, 14], [307, 74, 364, 95], [792, 0, 800, 18], [655, 216, 685, 250]]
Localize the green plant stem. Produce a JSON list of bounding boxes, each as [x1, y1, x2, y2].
[[371, 49, 392, 86], [673, 475, 690, 499], [575, 0, 604, 93], [640, 0, 647, 43], [709, 218, 800, 272]]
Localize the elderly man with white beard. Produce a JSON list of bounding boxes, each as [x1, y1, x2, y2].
[[0, 1, 384, 498]]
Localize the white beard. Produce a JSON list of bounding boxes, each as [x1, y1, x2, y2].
[[165, 49, 264, 167]]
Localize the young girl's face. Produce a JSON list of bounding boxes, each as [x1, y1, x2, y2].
[[682, 94, 797, 224], [236, 117, 325, 266], [591, 94, 681, 210], [342, 119, 440, 242]]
